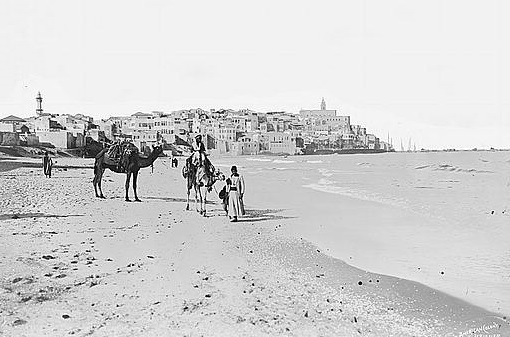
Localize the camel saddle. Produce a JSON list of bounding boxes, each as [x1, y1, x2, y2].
[[182, 154, 215, 179], [104, 142, 139, 171]]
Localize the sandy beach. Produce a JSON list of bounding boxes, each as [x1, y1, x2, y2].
[[0, 154, 509, 336]]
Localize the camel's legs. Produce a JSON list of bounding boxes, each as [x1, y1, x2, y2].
[[97, 168, 106, 198], [93, 171, 99, 197], [195, 186, 207, 216], [93, 165, 106, 198], [186, 176, 192, 210], [133, 171, 141, 202], [93, 164, 99, 197], [125, 172, 132, 202], [201, 187, 207, 217], [197, 186, 203, 214], [186, 188, 190, 210], [194, 185, 200, 213]]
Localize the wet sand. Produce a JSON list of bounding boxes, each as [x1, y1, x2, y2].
[[0, 157, 508, 336]]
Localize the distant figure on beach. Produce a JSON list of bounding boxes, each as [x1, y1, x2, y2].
[[42, 152, 53, 178], [227, 165, 245, 222], [171, 157, 178, 168]]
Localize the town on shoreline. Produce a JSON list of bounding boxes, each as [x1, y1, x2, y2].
[[0, 94, 393, 157]]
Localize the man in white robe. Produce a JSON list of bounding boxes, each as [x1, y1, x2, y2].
[[227, 165, 245, 222]]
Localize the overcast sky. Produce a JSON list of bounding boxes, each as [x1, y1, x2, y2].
[[1, 0, 509, 149]]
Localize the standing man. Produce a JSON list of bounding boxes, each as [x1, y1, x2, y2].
[[42, 152, 53, 178], [227, 165, 245, 222]]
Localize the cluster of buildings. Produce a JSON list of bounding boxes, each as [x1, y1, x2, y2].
[[0, 94, 392, 155], [0, 93, 99, 151]]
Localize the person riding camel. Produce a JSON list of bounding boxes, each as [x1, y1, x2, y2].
[[190, 134, 213, 175], [193, 134, 206, 164]]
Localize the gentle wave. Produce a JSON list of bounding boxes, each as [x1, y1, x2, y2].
[[273, 160, 296, 164], [415, 163, 493, 174], [306, 160, 323, 164], [303, 181, 409, 209], [245, 158, 272, 162], [318, 168, 334, 177]]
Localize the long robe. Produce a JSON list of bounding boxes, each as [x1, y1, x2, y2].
[[43, 156, 53, 177], [228, 174, 245, 217]]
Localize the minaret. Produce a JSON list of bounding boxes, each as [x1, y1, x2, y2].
[[36, 92, 43, 115], [321, 97, 326, 110]]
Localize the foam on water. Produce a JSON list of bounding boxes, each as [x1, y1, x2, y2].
[[318, 168, 334, 177], [414, 163, 495, 174], [303, 179, 410, 210], [273, 159, 296, 164]]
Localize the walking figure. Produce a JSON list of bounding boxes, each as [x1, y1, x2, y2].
[[42, 152, 53, 178]]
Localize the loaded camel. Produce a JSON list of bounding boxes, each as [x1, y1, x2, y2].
[[93, 143, 163, 201]]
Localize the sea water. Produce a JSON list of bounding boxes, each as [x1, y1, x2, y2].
[[216, 151, 510, 315]]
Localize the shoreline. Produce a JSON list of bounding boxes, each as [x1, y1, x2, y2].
[[0, 159, 508, 336], [222, 152, 510, 316]]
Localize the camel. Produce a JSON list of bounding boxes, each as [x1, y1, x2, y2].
[[93, 143, 163, 201], [182, 154, 223, 216]]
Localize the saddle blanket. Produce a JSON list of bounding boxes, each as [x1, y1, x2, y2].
[[104, 143, 139, 167]]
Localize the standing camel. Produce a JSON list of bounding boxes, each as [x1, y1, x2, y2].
[[93, 143, 163, 201], [183, 156, 223, 216]]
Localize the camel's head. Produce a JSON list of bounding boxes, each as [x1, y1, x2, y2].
[[214, 170, 225, 181]]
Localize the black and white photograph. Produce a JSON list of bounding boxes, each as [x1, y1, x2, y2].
[[1, 1, 509, 336]]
